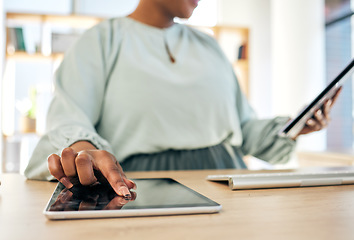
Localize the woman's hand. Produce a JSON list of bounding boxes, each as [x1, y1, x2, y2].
[[47, 141, 136, 198], [294, 87, 342, 139], [48, 184, 137, 212]]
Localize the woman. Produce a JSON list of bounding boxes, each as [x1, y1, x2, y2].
[[24, 0, 339, 198]]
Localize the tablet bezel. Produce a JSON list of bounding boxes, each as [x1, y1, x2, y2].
[[43, 178, 222, 220], [278, 58, 354, 138]]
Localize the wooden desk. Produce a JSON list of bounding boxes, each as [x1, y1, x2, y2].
[[297, 150, 354, 167], [1, 169, 354, 240]]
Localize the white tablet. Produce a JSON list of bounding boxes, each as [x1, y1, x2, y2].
[[278, 58, 354, 138], [44, 178, 221, 220]]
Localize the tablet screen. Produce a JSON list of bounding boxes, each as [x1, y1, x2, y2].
[[45, 178, 220, 215]]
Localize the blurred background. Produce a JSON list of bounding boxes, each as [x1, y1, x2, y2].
[[0, 0, 353, 174]]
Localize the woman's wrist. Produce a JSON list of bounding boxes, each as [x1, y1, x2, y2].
[[69, 141, 97, 152]]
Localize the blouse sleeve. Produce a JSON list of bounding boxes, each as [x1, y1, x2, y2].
[[24, 20, 119, 180], [232, 68, 296, 164]]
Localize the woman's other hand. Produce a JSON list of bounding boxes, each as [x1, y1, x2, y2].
[[294, 87, 342, 139]]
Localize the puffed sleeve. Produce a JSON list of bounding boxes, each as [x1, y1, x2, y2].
[[25, 20, 120, 180], [232, 70, 296, 164], [203, 34, 297, 166]]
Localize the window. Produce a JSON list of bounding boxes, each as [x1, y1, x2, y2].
[[325, 0, 354, 150]]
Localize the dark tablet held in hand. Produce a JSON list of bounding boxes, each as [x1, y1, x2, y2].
[[278, 58, 354, 138]]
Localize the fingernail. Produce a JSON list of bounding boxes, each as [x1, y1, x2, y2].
[[128, 179, 137, 190], [307, 119, 315, 126], [316, 109, 322, 116], [118, 186, 131, 198], [60, 177, 74, 189]]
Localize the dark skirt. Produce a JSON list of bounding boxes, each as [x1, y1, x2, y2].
[[121, 140, 247, 171]]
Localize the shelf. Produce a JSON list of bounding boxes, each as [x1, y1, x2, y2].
[[212, 25, 248, 38], [233, 60, 249, 96], [6, 52, 64, 61], [5, 12, 103, 61]]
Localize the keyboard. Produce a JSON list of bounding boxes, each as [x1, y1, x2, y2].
[[207, 169, 354, 190]]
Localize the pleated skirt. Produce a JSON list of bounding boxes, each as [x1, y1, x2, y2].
[[121, 140, 247, 172]]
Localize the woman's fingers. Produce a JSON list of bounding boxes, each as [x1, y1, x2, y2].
[[48, 153, 73, 189], [48, 147, 133, 198], [75, 151, 98, 186], [61, 147, 77, 177], [48, 153, 64, 178], [75, 150, 132, 198], [314, 109, 327, 129], [97, 157, 131, 198], [297, 87, 342, 138], [323, 99, 332, 120], [124, 178, 137, 190], [115, 161, 137, 190], [331, 87, 342, 106]]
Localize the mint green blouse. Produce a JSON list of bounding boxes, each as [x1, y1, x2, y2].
[[25, 17, 295, 180]]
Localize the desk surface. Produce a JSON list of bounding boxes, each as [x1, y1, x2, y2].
[[1, 169, 354, 240]]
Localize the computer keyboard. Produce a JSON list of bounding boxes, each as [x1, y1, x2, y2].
[[207, 169, 354, 190], [207, 170, 354, 180]]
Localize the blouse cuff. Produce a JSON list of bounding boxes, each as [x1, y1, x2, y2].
[[48, 125, 113, 154]]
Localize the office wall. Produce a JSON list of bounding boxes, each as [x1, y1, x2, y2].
[[271, 0, 326, 151], [0, 0, 3, 172], [218, 0, 273, 118], [271, 0, 325, 117], [218, 0, 326, 152], [3, 0, 139, 16], [4, 0, 72, 14], [73, 0, 139, 17]]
